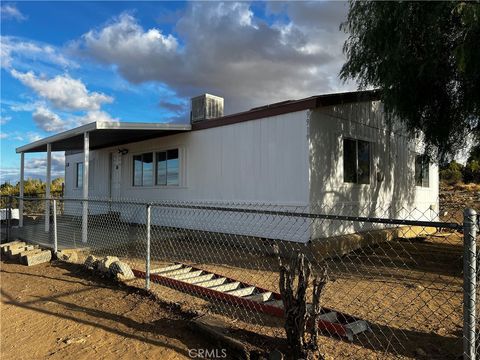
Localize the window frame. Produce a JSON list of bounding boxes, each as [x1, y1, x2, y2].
[[343, 137, 371, 185], [132, 148, 181, 188]]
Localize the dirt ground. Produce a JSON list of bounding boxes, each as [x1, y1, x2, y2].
[[1, 232, 464, 359], [143, 231, 464, 360], [1, 183, 476, 360], [439, 182, 480, 223], [0, 260, 216, 360]]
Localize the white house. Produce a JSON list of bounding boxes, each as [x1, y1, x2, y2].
[[16, 90, 439, 243]]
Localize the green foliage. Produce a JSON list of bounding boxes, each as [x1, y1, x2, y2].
[[464, 160, 480, 183], [467, 144, 480, 163], [0, 178, 64, 197], [440, 161, 464, 184], [341, 1, 480, 161]]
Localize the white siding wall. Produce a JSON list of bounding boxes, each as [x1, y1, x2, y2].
[[63, 102, 440, 243], [64, 111, 311, 241], [308, 101, 439, 239]]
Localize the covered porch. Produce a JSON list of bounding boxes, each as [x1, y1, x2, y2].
[[15, 120, 191, 243]]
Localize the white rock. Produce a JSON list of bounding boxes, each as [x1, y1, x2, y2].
[[84, 255, 98, 270], [109, 261, 135, 280], [57, 250, 78, 263], [97, 256, 119, 273]]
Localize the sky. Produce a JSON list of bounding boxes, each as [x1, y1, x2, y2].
[[0, 1, 354, 183]]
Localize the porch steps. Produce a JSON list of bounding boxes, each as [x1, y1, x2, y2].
[[133, 263, 371, 341]]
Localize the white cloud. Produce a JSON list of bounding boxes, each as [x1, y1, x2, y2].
[[32, 106, 67, 132], [79, 13, 178, 68], [10, 70, 113, 111], [8, 100, 45, 112], [25, 153, 65, 173], [0, 4, 26, 21], [0, 153, 65, 183], [74, 110, 119, 126], [30, 104, 119, 134], [26, 132, 42, 142], [0, 115, 11, 125], [0, 130, 35, 142], [74, 3, 354, 114], [1, 36, 75, 69]]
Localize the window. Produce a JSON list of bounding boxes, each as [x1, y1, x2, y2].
[[76, 162, 83, 188], [76, 161, 94, 189], [133, 149, 180, 187], [133, 153, 153, 186], [156, 149, 179, 186], [343, 138, 371, 184], [415, 154, 429, 187]]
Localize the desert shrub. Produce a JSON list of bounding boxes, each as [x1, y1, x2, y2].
[[440, 161, 464, 184], [0, 178, 64, 208], [464, 160, 480, 184]]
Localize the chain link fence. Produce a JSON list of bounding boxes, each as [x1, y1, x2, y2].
[[3, 195, 479, 359]]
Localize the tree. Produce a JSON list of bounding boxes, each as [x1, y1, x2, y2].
[[276, 249, 328, 360], [464, 160, 480, 183], [440, 160, 464, 184], [340, 1, 480, 161], [467, 143, 480, 163]]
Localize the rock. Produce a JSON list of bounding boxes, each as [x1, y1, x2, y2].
[[269, 349, 284, 360], [62, 335, 89, 345], [109, 261, 135, 280], [21, 250, 52, 266], [84, 255, 98, 270], [7, 245, 36, 259], [3, 242, 27, 257], [1, 241, 24, 254], [415, 348, 427, 357], [97, 256, 119, 273], [57, 250, 79, 263], [18, 248, 44, 259]]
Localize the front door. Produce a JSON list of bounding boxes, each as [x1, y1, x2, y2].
[[110, 153, 122, 201]]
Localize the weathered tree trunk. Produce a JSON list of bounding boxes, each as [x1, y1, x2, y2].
[[277, 250, 327, 360]]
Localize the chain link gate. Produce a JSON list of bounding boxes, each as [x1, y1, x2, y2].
[[3, 195, 479, 359]]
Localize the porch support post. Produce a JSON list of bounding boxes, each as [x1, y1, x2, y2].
[[82, 132, 89, 243], [45, 143, 51, 232], [19, 152, 24, 228]]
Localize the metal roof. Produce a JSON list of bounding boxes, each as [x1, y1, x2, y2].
[[16, 121, 191, 153], [191, 89, 380, 131], [16, 90, 380, 153]]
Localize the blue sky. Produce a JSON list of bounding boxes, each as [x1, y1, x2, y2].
[[0, 1, 352, 183]]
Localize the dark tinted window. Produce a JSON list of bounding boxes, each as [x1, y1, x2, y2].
[[343, 139, 357, 183], [344, 138, 370, 184], [357, 140, 370, 184], [415, 154, 429, 187]]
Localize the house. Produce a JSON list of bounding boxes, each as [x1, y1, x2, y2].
[[16, 90, 439, 244]]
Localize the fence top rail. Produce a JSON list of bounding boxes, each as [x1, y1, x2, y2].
[[11, 195, 463, 231]]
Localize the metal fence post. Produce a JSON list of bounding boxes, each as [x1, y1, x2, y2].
[[464, 208, 477, 360], [146, 204, 151, 290], [6, 195, 12, 242], [53, 199, 58, 255]]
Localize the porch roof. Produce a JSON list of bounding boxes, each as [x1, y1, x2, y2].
[[16, 121, 191, 153]]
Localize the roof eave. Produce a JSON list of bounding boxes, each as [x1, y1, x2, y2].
[[15, 121, 192, 153], [15, 122, 98, 153]]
